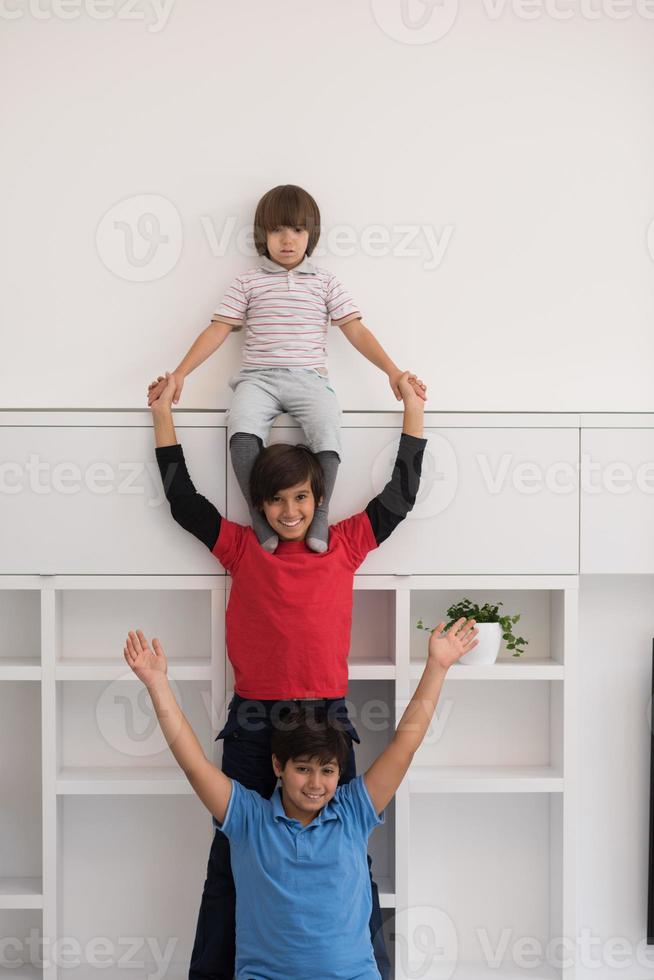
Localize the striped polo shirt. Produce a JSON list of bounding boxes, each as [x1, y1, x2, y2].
[[212, 254, 361, 372]]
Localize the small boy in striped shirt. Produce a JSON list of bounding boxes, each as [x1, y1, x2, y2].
[[147, 183, 426, 553]]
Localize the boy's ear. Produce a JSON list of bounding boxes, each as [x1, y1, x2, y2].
[[272, 754, 284, 778]]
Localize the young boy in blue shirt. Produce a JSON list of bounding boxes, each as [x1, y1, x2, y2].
[[123, 614, 479, 980]]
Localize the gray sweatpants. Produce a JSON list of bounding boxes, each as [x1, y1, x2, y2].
[[227, 367, 342, 457]]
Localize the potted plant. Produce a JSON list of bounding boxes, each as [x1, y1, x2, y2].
[[417, 597, 528, 664]]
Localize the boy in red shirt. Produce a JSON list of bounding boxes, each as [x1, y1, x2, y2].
[[151, 372, 426, 979]]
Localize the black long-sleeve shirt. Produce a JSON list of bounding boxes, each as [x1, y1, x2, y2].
[[155, 432, 427, 550]]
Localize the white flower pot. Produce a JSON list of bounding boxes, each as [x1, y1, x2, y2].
[[459, 622, 502, 665]]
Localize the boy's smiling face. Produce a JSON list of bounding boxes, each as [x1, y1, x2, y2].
[[261, 480, 323, 542], [266, 224, 310, 269], [272, 753, 340, 824]]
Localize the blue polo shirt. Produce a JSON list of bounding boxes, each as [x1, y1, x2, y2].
[[219, 774, 384, 980]]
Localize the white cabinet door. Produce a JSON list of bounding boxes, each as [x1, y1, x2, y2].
[[0, 426, 226, 574], [581, 428, 654, 573], [226, 425, 579, 574]]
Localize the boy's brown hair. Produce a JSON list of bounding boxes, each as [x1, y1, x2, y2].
[[270, 705, 350, 773], [249, 443, 325, 508], [253, 185, 321, 258]]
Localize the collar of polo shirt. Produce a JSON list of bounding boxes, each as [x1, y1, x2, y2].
[[258, 254, 317, 275], [271, 785, 340, 827]]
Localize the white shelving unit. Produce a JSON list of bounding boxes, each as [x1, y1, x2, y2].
[[0, 411, 583, 979], [0, 572, 577, 979]]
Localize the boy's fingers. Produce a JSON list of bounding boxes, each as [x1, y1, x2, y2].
[[129, 630, 144, 653], [135, 629, 149, 649]]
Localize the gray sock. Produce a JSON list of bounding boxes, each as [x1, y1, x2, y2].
[[230, 432, 278, 552], [307, 451, 340, 554]]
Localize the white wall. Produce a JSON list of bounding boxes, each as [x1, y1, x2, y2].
[[2, 0, 654, 411]]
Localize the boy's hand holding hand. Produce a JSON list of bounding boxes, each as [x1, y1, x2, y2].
[[150, 374, 178, 449], [389, 368, 427, 402], [148, 371, 184, 407], [397, 370, 426, 437], [428, 617, 479, 672], [397, 371, 426, 407], [124, 629, 168, 690], [149, 373, 177, 414]]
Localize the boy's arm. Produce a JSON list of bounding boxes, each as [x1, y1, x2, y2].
[[147, 320, 233, 406], [364, 373, 427, 546], [338, 318, 427, 402], [152, 376, 222, 550], [364, 617, 479, 815], [124, 630, 233, 824]]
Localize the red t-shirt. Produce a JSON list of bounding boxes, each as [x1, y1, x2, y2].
[[213, 512, 378, 699]]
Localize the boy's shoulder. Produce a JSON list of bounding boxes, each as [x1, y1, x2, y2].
[[328, 511, 378, 566], [330, 775, 385, 834]]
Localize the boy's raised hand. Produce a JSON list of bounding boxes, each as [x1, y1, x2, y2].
[[428, 617, 479, 671], [149, 372, 177, 413], [389, 369, 427, 402], [396, 370, 426, 406], [124, 629, 168, 688], [147, 371, 184, 407]]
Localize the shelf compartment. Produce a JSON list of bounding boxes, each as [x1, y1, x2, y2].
[[410, 588, 568, 669], [56, 766, 192, 795], [346, 679, 396, 901], [407, 793, 564, 977], [410, 660, 564, 681], [396, 962, 561, 979], [349, 663, 396, 681], [349, 590, 396, 670], [0, 591, 40, 666], [2, 969, 43, 979], [57, 796, 213, 974], [0, 911, 42, 977], [0, 879, 43, 910], [0, 685, 42, 888], [0, 662, 41, 681], [409, 765, 564, 793], [55, 589, 213, 665], [409, 677, 564, 775], [55, 659, 212, 681], [375, 875, 395, 908], [57, 679, 212, 779]]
